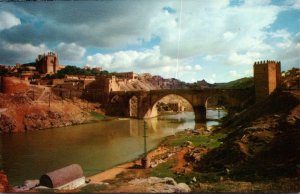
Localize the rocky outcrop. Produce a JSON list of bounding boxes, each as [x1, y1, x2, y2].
[[128, 177, 191, 192]]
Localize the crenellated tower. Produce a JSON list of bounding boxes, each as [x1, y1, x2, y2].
[[253, 60, 281, 102]]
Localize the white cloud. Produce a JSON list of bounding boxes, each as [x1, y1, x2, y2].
[[229, 70, 241, 78], [227, 51, 261, 66], [204, 55, 213, 61], [0, 41, 48, 64], [0, 11, 21, 31], [194, 64, 202, 70], [86, 46, 177, 73], [276, 32, 300, 69], [56, 42, 86, 61], [223, 31, 237, 41], [86, 46, 204, 80], [286, 0, 300, 10], [270, 29, 292, 48], [244, 69, 253, 76], [148, 0, 281, 62], [5, 42, 47, 54], [270, 29, 291, 39]]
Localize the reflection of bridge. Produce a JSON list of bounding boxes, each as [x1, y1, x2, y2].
[[107, 88, 253, 121]]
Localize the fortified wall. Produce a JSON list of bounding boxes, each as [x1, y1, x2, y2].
[[254, 60, 281, 102]]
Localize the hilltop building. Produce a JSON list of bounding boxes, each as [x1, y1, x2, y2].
[[254, 60, 281, 102], [35, 52, 64, 74]]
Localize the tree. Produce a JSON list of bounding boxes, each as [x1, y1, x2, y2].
[[52, 65, 110, 78]]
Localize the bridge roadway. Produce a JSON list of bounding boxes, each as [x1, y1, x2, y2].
[[108, 88, 253, 121]]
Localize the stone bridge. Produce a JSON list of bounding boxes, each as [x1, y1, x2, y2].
[[106, 88, 254, 121]]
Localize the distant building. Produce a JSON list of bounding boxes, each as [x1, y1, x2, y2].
[[115, 72, 138, 80], [35, 52, 64, 74], [254, 60, 281, 102]]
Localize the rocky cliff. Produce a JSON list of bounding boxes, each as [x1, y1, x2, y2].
[[0, 88, 94, 133]]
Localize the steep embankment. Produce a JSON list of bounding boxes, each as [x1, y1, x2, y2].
[[196, 91, 300, 180], [0, 88, 95, 133]]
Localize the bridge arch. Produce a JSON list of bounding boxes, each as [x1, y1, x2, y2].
[[143, 94, 195, 119]]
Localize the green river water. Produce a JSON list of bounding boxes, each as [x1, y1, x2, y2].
[[0, 110, 226, 186]]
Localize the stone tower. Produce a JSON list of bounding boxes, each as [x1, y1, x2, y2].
[[36, 52, 60, 74], [253, 60, 281, 102]]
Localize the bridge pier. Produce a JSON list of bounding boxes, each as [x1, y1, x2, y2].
[[194, 105, 206, 121]]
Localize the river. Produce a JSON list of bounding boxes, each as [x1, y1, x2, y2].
[[0, 110, 226, 186]]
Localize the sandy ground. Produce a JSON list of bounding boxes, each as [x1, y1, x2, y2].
[[89, 146, 170, 183], [89, 161, 138, 183]]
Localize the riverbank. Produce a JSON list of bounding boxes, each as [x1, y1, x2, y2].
[[76, 126, 299, 192], [76, 128, 221, 192], [0, 90, 105, 133]]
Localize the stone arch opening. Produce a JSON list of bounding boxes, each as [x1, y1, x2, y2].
[[205, 95, 228, 119], [129, 96, 138, 117], [145, 94, 194, 119], [108, 94, 126, 117], [205, 95, 226, 109]]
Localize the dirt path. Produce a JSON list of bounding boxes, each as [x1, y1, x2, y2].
[[172, 147, 191, 174]]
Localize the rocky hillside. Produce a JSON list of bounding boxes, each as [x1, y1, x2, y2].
[[196, 90, 300, 180], [115, 74, 214, 91], [117, 74, 188, 91]]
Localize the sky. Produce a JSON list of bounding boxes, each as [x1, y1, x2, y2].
[[0, 0, 299, 83]]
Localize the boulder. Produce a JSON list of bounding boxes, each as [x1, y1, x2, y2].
[[176, 183, 191, 192], [182, 141, 193, 147], [129, 177, 191, 192]]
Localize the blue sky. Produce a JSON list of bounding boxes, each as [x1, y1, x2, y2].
[[0, 0, 299, 83]]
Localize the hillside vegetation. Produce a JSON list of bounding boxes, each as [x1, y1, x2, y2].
[[214, 77, 254, 89]]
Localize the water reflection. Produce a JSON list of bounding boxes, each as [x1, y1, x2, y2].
[[1, 110, 226, 186]]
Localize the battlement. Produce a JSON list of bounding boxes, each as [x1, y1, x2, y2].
[[254, 60, 281, 65], [36, 52, 57, 62]]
